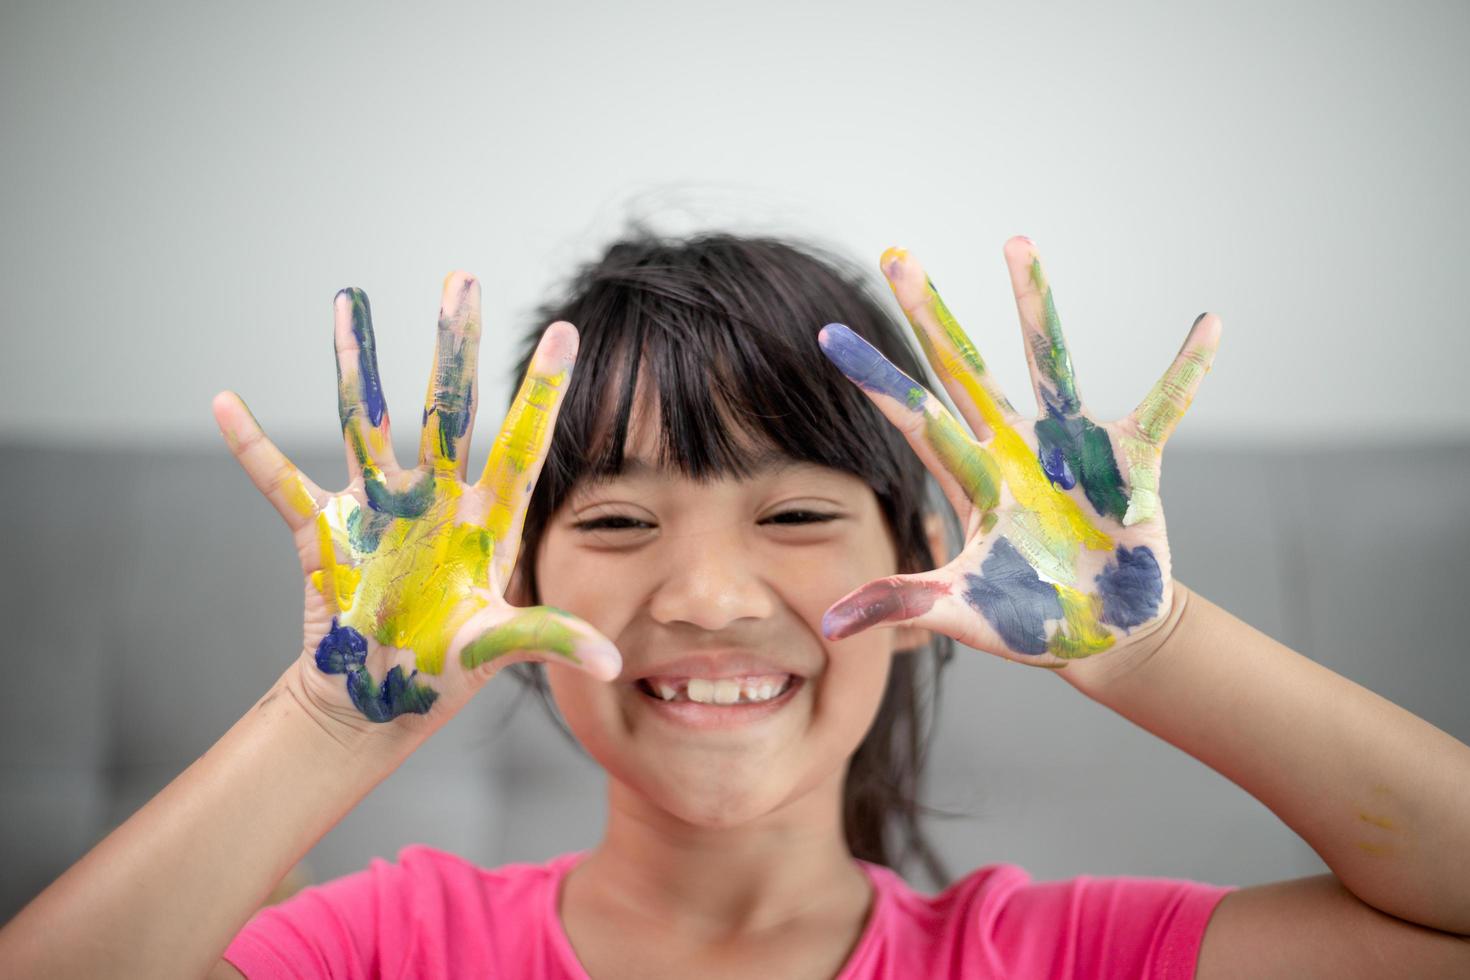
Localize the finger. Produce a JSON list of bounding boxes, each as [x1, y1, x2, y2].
[[1002, 236, 1084, 417], [822, 565, 1026, 661], [477, 321, 578, 585], [1127, 312, 1222, 449], [418, 271, 482, 476], [212, 391, 325, 533], [335, 287, 400, 479], [456, 604, 622, 682], [818, 323, 999, 533], [878, 246, 1018, 442], [824, 539, 1121, 666]]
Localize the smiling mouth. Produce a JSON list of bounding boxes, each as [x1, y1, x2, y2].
[[634, 674, 797, 706]]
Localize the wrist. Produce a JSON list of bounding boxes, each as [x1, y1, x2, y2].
[[274, 660, 433, 762], [1057, 580, 1195, 698]]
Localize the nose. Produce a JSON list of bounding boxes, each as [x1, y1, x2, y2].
[[646, 521, 776, 631]]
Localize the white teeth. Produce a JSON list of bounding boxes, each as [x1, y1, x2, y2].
[[653, 675, 792, 706]]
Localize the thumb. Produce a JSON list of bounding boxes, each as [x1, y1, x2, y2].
[[822, 571, 958, 643], [822, 564, 1016, 659], [453, 603, 622, 682]]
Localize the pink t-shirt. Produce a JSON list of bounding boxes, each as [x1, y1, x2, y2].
[[224, 845, 1234, 979]]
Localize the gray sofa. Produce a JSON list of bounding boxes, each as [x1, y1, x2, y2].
[[3, 441, 1467, 922]]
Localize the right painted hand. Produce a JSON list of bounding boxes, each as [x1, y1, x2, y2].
[[213, 272, 621, 735]]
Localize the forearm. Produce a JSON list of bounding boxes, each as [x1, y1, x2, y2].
[[0, 663, 424, 979], [1061, 582, 1470, 936]]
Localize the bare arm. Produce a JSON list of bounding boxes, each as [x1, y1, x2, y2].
[[0, 665, 421, 978], [0, 272, 619, 977], [1061, 582, 1470, 938], [817, 238, 1470, 975]]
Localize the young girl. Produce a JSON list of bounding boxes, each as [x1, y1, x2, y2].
[[3, 233, 1467, 978]]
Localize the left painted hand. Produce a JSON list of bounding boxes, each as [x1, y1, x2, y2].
[[817, 237, 1220, 667]]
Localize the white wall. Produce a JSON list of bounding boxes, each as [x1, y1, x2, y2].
[[3, 0, 1467, 453]]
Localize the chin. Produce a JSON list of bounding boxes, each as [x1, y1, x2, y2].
[[647, 774, 794, 830]]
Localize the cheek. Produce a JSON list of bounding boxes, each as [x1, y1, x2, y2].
[[770, 536, 901, 640], [532, 534, 641, 641], [543, 661, 627, 766], [814, 621, 897, 742]]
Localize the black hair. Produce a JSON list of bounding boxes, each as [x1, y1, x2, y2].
[[505, 228, 962, 890]]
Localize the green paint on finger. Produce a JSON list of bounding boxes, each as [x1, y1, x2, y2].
[[1029, 258, 1080, 415], [924, 410, 1000, 513], [1135, 347, 1211, 446], [460, 607, 584, 670], [925, 279, 1017, 415]]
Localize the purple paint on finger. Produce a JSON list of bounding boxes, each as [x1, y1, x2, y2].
[[823, 578, 951, 640], [818, 323, 928, 410]]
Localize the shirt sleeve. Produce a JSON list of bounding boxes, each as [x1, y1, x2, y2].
[[985, 872, 1236, 980], [222, 854, 418, 980]]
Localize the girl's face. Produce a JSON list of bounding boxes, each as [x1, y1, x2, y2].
[[530, 405, 915, 830]]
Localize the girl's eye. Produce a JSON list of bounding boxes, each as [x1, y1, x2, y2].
[[572, 516, 654, 532], [571, 511, 840, 533], [762, 510, 840, 525]]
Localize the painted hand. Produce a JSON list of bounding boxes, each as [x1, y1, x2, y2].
[[818, 239, 1220, 667], [213, 273, 621, 726]]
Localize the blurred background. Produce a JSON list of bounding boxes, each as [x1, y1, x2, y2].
[[2, 0, 1467, 923]]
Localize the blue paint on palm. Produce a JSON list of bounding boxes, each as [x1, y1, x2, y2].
[[314, 618, 439, 722], [347, 505, 393, 553], [1039, 443, 1076, 489], [1095, 545, 1163, 631], [961, 538, 1063, 655], [344, 664, 438, 723]]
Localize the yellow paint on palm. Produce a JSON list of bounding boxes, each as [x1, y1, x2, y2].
[[306, 482, 497, 676], [481, 364, 566, 541], [348, 490, 490, 676], [311, 503, 360, 612], [1048, 586, 1116, 658]]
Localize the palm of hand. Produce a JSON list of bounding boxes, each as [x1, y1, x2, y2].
[[216, 275, 618, 725], [819, 239, 1220, 667]]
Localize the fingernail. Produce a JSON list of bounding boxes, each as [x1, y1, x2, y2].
[[589, 645, 622, 682], [879, 246, 909, 281]]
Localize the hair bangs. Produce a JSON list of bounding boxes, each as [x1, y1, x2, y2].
[[523, 237, 912, 507]]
